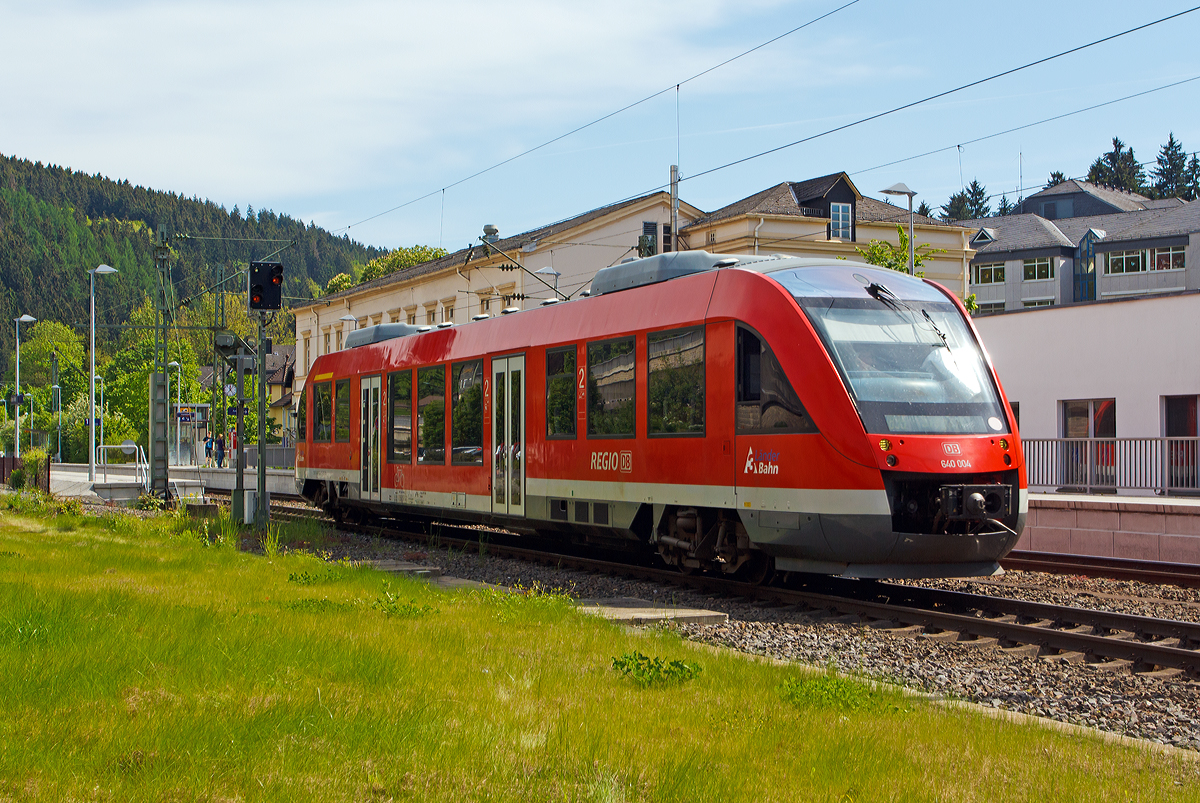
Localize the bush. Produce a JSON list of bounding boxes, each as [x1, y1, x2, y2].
[[21, 449, 48, 491], [611, 651, 702, 687], [7, 468, 26, 490], [134, 493, 165, 511]]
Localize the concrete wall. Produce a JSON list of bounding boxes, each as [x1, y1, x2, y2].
[[1019, 497, 1200, 564], [974, 292, 1200, 440]]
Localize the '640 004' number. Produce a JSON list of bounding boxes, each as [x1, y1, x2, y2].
[[942, 458, 972, 469]]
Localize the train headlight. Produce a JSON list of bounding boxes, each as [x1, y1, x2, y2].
[[998, 438, 1009, 450], [879, 439, 892, 452]]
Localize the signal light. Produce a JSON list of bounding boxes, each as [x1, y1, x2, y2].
[[249, 261, 283, 310]]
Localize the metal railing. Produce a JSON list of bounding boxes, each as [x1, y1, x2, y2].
[[97, 444, 150, 491], [1023, 437, 1200, 496]]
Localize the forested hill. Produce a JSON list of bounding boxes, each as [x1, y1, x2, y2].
[[0, 153, 386, 377]]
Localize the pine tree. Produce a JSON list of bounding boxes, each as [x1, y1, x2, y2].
[[997, 195, 1014, 216], [965, 179, 991, 219], [1187, 155, 1200, 202], [1086, 137, 1146, 194], [1044, 171, 1067, 190], [940, 191, 970, 222], [915, 201, 934, 218], [1152, 133, 1189, 199]]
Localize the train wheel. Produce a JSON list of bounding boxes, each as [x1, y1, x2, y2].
[[739, 554, 775, 586]]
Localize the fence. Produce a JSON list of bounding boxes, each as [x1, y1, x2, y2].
[[1023, 437, 1200, 496], [0, 455, 51, 493]]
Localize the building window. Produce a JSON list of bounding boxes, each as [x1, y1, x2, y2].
[[303, 336, 311, 371], [546, 346, 576, 439], [1154, 246, 1186, 271], [417, 366, 446, 464], [1022, 299, 1053, 308], [706, 231, 716, 246], [407, 313, 416, 325], [1166, 396, 1197, 438], [334, 378, 351, 442], [450, 361, 483, 464], [1105, 249, 1146, 274], [587, 337, 635, 438], [336, 330, 343, 351], [974, 301, 1005, 315], [1022, 257, 1054, 281], [663, 224, 672, 253], [830, 202, 852, 240], [482, 298, 491, 313], [426, 309, 436, 325], [972, 263, 1005, 285], [647, 327, 705, 436], [641, 221, 658, 256], [323, 332, 330, 355], [444, 306, 454, 323], [1063, 398, 1115, 439], [388, 370, 412, 464]]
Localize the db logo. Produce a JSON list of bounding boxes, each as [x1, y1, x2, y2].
[[942, 443, 962, 455]]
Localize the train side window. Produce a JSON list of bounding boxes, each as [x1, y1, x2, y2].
[[546, 346, 577, 439], [648, 327, 704, 436], [334, 378, 351, 442], [417, 365, 446, 464], [388, 369, 412, 464], [736, 326, 817, 434], [451, 360, 484, 464], [587, 337, 635, 438], [297, 386, 307, 442], [312, 382, 332, 443]]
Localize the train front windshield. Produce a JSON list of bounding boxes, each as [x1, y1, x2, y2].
[[771, 267, 1010, 436]]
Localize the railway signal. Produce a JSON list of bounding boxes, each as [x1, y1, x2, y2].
[[248, 261, 284, 310]]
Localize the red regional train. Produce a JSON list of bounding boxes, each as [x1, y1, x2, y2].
[[296, 251, 1026, 580]]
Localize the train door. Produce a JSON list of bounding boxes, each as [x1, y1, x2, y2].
[[491, 355, 525, 517], [360, 375, 382, 502]]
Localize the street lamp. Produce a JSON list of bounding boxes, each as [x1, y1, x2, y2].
[[881, 183, 917, 275], [338, 314, 356, 349], [51, 384, 61, 463], [168, 360, 181, 465], [89, 264, 118, 482], [94, 374, 105, 468], [14, 314, 35, 459], [534, 266, 562, 300]]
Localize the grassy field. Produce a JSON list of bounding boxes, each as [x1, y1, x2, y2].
[[0, 491, 1196, 802]]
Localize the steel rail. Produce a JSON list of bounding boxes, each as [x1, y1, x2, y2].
[[250, 501, 1200, 674], [1001, 550, 1200, 588]]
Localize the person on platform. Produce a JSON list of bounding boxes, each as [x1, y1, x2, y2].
[[215, 433, 226, 469], [204, 434, 214, 467]]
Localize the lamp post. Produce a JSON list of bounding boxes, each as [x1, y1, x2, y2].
[[14, 314, 35, 459], [881, 183, 917, 275], [94, 375, 105, 468], [89, 264, 118, 482], [338, 314, 356, 347], [51, 384, 61, 463], [168, 360, 181, 465], [534, 266, 561, 300]]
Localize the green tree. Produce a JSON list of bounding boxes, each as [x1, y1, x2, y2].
[[1151, 133, 1189, 200], [997, 195, 1015, 216], [855, 224, 945, 276], [358, 245, 447, 285], [19, 320, 87, 408], [1044, 171, 1068, 190], [1188, 155, 1200, 202], [915, 201, 934, 219], [964, 179, 990, 219], [324, 273, 353, 296], [1086, 137, 1146, 193], [939, 191, 970, 222]]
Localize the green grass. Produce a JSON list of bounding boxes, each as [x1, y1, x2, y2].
[[0, 490, 1196, 801]]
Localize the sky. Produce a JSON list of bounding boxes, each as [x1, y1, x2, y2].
[[3, 0, 1200, 253]]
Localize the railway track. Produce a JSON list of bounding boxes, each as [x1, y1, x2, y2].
[[1002, 550, 1200, 588], [240, 499, 1200, 677]]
